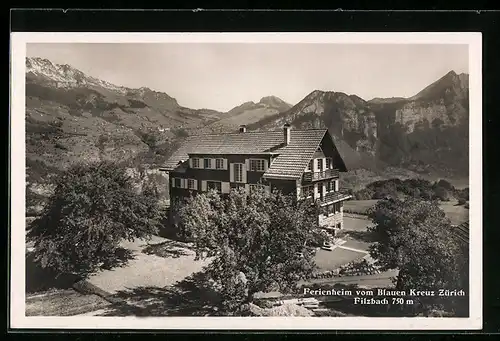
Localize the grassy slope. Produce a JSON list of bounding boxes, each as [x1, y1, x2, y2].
[[344, 199, 469, 225], [26, 290, 110, 316]]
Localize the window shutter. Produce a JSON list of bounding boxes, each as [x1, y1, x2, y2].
[[229, 163, 234, 182], [199, 158, 204, 169], [201, 180, 207, 191], [313, 159, 317, 172], [314, 183, 319, 199], [335, 180, 339, 192], [245, 184, 250, 193], [245, 159, 250, 169], [322, 157, 326, 171], [209, 158, 215, 169], [193, 179, 198, 190], [242, 162, 247, 183], [264, 159, 269, 172], [171, 177, 176, 188], [322, 183, 327, 197], [188, 158, 193, 168], [221, 182, 230, 194], [223, 159, 228, 170]]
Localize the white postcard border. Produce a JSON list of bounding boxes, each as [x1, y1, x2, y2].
[[10, 32, 482, 330]]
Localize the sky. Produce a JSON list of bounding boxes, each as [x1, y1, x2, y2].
[[27, 43, 469, 112]]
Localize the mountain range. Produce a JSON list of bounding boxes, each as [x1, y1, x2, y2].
[[25, 57, 469, 192], [247, 70, 469, 177]]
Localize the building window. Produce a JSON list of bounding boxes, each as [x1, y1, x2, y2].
[[174, 178, 181, 188], [250, 159, 265, 172], [328, 180, 336, 192], [301, 185, 313, 198], [204, 158, 212, 169], [231, 183, 245, 191], [192, 158, 200, 168], [307, 160, 313, 171], [317, 159, 323, 171], [207, 181, 222, 192], [234, 163, 244, 182], [326, 158, 332, 169], [216, 158, 224, 169], [249, 184, 266, 192], [188, 179, 196, 190]]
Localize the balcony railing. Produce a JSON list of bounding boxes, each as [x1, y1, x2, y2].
[[299, 190, 352, 204], [319, 191, 352, 205], [303, 168, 340, 182]]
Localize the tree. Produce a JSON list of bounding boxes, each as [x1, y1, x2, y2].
[[177, 187, 318, 313], [28, 161, 163, 278], [367, 198, 466, 314]]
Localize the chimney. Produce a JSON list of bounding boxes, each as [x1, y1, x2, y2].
[[239, 125, 247, 133], [283, 123, 291, 145]]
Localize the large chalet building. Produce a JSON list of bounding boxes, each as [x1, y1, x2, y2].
[[161, 124, 351, 230]]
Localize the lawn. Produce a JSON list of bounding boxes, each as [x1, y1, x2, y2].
[[26, 249, 111, 316], [344, 199, 469, 225], [342, 216, 372, 232], [343, 200, 378, 215], [26, 289, 110, 316], [314, 247, 366, 272]]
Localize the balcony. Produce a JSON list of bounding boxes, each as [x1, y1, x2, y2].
[[318, 191, 352, 205], [303, 168, 339, 182]]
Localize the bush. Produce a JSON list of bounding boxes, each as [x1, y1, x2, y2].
[[27, 161, 163, 278], [354, 188, 374, 200], [434, 186, 451, 201], [309, 228, 330, 247]]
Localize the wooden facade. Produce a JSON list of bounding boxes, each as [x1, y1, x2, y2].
[[163, 126, 351, 230]]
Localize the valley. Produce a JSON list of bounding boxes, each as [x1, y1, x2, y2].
[[24, 57, 470, 213]]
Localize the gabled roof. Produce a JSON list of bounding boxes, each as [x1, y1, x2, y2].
[[162, 128, 348, 179], [453, 221, 469, 244]]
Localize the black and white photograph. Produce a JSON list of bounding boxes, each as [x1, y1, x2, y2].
[[10, 32, 482, 330]]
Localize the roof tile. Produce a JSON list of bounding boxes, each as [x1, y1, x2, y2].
[[163, 129, 330, 179]]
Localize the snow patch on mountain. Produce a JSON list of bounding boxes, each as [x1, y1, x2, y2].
[[26, 57, 129, 94]]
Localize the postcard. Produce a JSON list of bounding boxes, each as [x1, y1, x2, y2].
[[10, 32, 482, 330]]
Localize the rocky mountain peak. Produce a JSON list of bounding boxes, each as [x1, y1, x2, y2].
[[410, 70, 469, 102]]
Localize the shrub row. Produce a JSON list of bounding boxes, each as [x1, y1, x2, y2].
[[308, 259, 381, 280]]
